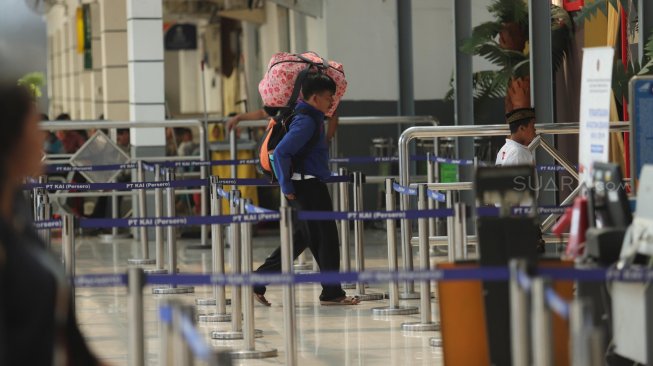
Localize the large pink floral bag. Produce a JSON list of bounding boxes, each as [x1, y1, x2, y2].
[[258, 52, 347, 117]]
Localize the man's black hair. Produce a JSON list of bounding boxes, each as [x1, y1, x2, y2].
[[301, 72, 336, 100], [509, 118, 533, 134], [55, 113, 71, 121], [117, 128, 129, 135]]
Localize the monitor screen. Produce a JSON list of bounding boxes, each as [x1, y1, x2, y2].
[[592, 162, 632, 228]]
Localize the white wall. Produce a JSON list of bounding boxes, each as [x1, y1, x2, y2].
[[301, 0, 498, 101]]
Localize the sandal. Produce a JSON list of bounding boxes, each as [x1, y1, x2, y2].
[[254, 293, 271, 307], [320, 296, 361, 306]]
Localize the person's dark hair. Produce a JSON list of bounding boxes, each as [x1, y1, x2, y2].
[[0, 83, 34, 185], [302, 72, 336, 100], [509, 119, 533, 134], [117, 128, 129, 135], [41, 113, 49, 121], [55, 113, 71, 121]]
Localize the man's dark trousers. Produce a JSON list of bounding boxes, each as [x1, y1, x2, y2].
[[254, 178, 345, 301]]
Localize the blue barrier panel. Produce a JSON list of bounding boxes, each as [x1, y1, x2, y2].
[[297, 208, 454, 221], [392, 182, 446, 202], [244, 203, 275, 214], [477, 206, 571, 217], [517, 270, 533, 291], [46, 162, 137, 173], [34, 219, 63, 229], [159, 305, 173, 324], [72, 267, 647, 289], [74, 274, 128, 287], [79, 212, 282, 229], [537, 165, 577, 172], [605, 266, 653, 282], [545, 287, 570, 319], [179, 312, 212, 361], [24, 178, 208, 191]]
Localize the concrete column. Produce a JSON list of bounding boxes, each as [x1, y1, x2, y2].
[[126, 0, 166, 147], [70, 13, 84, 119], [90, 2, 103, 119], [61, 24, 70, 116], [100, 0, 129, 120]]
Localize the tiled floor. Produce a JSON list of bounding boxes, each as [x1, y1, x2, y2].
[[62, 228, 443, 365]]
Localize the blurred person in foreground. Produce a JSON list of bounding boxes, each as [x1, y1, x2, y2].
[[0, 83, 103, 365]]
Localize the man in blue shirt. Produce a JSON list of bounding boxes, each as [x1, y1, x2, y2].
[[254, 73, 360, 306]]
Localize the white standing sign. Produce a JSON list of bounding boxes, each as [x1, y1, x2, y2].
[[579, 47, 615, 185]]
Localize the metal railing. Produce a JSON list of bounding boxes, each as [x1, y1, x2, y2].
[[40, 119, 210, 246], [397, 121, 630, 294]]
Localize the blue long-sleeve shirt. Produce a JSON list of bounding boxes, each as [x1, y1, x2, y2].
[[272, 101, 331, 195]]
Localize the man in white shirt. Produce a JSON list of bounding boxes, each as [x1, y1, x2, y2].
[[495, 108, 545, 253], [496, 107, 537, 166]]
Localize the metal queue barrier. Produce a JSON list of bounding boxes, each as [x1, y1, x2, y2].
[[72, 253, 640, 366], [40, 119, 210, 248], [397, 122, 631, 299]]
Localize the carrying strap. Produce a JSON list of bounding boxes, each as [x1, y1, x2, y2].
[[286, 107, 322, 179]]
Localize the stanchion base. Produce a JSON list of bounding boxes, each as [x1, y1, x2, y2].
[[195, 298, 231, 306], [152, 286, 195, 295], [371, 306, 419, 316], [211, 329, 263, 340], [355, 293, 384, 301], [293, 263, 313, 271], [198, 313, 232, 323], [99, 233, 131, 242], [144, 268, 168, 275], [401, 321, 439, 332], [430, 337, 442, 347], [399, 292, 421, 300], [127, 258, 156, 266], [185, 244, 212, 251], [230, 348, 278, 359]]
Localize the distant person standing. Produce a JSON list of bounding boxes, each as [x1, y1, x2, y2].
[[495, 108, 537, 167], [54, 113, 86, 154]]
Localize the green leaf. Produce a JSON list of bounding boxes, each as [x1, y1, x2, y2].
[[461, 21, 502, 55], [476, 42, 528, 69], [17, 72, 45, 98], [488, 0, 529, 26]]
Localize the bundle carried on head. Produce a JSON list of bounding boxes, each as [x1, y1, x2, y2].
[[258, 52, 347, 117]]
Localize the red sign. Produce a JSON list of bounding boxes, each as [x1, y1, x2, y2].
[[563, 0, 584, 12]]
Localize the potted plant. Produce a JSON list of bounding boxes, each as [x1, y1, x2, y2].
[[446, 0, 574, 113]]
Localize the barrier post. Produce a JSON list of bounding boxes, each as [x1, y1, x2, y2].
[[426, 152, 436, 238], [129, 160, 155, 266], [510, 259, 530, 366], [153, 169, 194, 294], [172, 304, 194, 366], [197, 177, 231, 321], [570, 298, 604, 366], [128, 267, 145, 366], [62, 213, 75, 301], [200, 165, 209, 248], [33, 175, 48, 217], [372, 179, 418, 316], [453, 202, 467, 260], [401, 184, 438, 332], [159, 302, 173, 366], [231, 198, 277, 359], [147, 164, 167, 274], [531, 278, 553, 366], [339, 168, 354, 289], [280, 205, 297, 366], [62, 213, 75, 277], [37, 190, 52, 248], [352, 172, 383, 301], [446, 191, 455, 262], [213, 190, 261, 340]]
